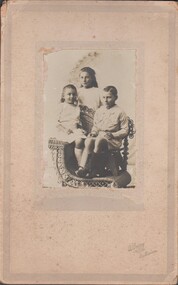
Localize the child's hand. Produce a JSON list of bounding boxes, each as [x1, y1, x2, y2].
[[82, 130, 87, 135], [104, 132, 114, 140], [67, 129, 73, 134], [89, 131, 98, 137]]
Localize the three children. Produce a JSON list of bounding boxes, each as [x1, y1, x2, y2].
[[56, 68, 129, 177]]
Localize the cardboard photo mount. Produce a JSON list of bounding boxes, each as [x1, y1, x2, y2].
[[0, 1, 177, 284]]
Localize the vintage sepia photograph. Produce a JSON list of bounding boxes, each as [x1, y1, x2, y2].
[[1, 1, 177, 284], [44, 50, 136, 189]]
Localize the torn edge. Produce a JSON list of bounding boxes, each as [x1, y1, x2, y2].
[[168, 1, 178, 12], [0, 0, 20, 16], [0, 0, 5, 7], [0, 0, 7, 17], [38, 47, 56, 55]]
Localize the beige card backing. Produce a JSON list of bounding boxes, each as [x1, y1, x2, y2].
[[1, 1, 177, 284]]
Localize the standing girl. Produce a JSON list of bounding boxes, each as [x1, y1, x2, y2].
[[78, 67, 101, 110], [77, 67, 102, 133]]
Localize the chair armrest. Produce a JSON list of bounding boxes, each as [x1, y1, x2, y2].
[[128, 117, 136, 139], [48, 138, 67, 150]]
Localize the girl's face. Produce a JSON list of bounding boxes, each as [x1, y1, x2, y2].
[[102, 91, 117, 109], [79, 71, 92, 88], [63, 87, 77, 104]]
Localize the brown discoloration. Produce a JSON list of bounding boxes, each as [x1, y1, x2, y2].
[[39, 47, 56, 55], [1, 1, 7, 17], [168, 1, 178, 11]]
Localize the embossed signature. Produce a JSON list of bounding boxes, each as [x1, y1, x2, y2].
[[128, 243, 157, 258]]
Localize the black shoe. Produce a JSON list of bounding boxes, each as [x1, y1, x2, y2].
[[85, 170, 97, 179], [75, 167, 88, 178]]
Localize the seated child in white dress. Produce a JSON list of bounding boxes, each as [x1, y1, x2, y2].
[[75, 86, 129, 177], [56, 84, 86, 165]]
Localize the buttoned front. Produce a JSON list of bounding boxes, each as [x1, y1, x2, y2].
[[92, 105, 129, 148]]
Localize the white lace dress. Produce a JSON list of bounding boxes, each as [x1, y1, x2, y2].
[[77, 87, 102, 111], [56, 102, 86, 143]]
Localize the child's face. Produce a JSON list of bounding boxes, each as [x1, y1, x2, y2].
[[79, 71, 92, 88], [102, 91, 117, 109], [64, 87, 77, 104]]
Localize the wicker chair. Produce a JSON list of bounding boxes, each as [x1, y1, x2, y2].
[[48, 117, 135, 188]]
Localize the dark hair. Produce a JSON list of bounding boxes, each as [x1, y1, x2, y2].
[[103, 86, 118, 100], [61, 84, 78, 103], [79, 67, 98, 88]]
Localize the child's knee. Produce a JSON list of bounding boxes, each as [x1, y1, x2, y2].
[[75, 138, 84, 149], [94, 138, 107, 152], [95, 137, 105, 146], [85, 138, 95, 149], [98, 132, 106, 140]]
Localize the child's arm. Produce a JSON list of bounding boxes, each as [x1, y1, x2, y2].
[[73, 108, 81, 129], [89, 110, 100, 136], [112, 112, 129, 139]]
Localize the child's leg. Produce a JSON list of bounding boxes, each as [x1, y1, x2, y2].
[[87, 136, 108, 176], [74, 138, 84, 165], [93, 136, 108, 153], [79, 137, 95, 168]]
